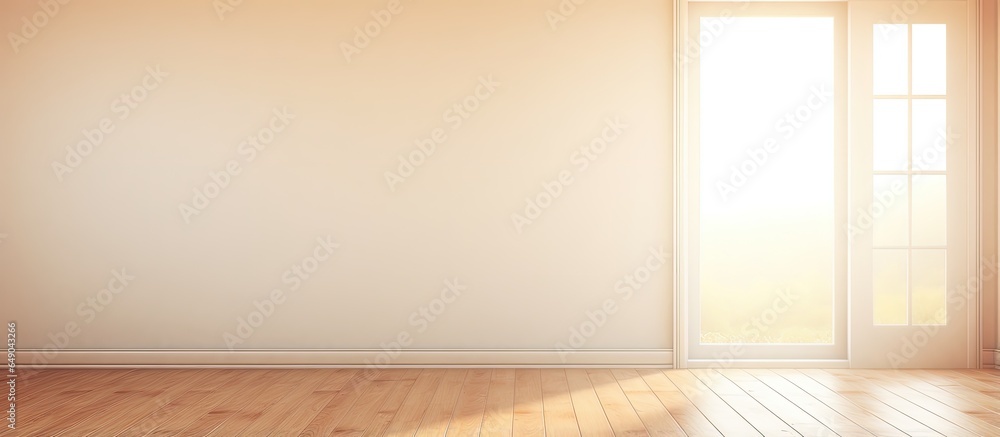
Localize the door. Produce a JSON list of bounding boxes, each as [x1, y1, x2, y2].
[[848, 0, 974, 368]]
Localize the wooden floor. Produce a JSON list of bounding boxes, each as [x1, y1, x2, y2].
[[4, 368, 1000, 436]]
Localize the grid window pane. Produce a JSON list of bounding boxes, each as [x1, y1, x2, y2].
[[874, 249, 908, 325], [873, 99, 909, 171], [912, 99, 947, 171], [912, 175, 947, 246], [873, 24, 908, 95], [872, 175, 909, 247], [912, 24, 947, 95], [911, 249, 947, 325]]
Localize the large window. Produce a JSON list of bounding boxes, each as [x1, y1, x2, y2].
[[699, 17, 836, 344]]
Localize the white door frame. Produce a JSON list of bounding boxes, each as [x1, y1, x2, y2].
[[672, 0, 984, 369]]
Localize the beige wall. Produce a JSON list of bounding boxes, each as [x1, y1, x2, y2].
[[0, 0, 674, 362]]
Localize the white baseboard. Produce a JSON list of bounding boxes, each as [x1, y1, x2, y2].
[[16, 348, 673, 368], [685, 359, 849, 369]]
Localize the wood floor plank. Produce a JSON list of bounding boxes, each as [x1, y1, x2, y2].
[[689, 368, 796, 436], [886, 370, 1000, 434], [267, 391, 337, 436], [972, 369, 1000, 379], [858, 369, 1000, 432], [373, 368, 417, 381], [587, 369, 650, 436], [1, 370, 81, 421], [296, 369, 381, 437], [329, 379, 399, 436], [772, 369, 907, 436], [202, 370, 314, 436], [174, 370, 286, 437], [414, 369, 467, 436], [812, 369, 972, 436], [636, 369, 721, 437], [565, 369, 615, 436], [15, 370, 194, 435], [313, 369, 363, 391], [10, 369, 69, 401], [56, 373, 192, 436], [512, 368, 545, 436], [361, 371, 421, 437], [16, 369, 88, 393], [18, 369, 122, 408], [139, 390, 218, 436], [39, 370, 194, 436], [270, 391, 337, 437], [382, 369, 447, 437], [17, 369, 129, 413], [911, 368, 1000, 413], [921, 370, 1000, 415], [447, 368, 492, 436], [936, 370, 1000, 391], [716, 369, 828, 435], [400, 368, 426, 380], [15, 370, 139, 424], [238, 369, 339, 435], [132, 371, 264, 436], [480, 368, 516, 437], [268, 371, 366, 435], [541, 369, 582, 437], [953, 370, 1000, 389], [664, 370, 760, 436], [743, 369, 873, 437], [716, 369, 839, 437], [11, 368, 69, 389], [126, 370, 262, 436], [78, 369, 237, 436], [610, 368, 684, 436]]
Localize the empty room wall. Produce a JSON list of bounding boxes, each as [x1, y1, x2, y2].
[[0, 0, 675, 364]]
